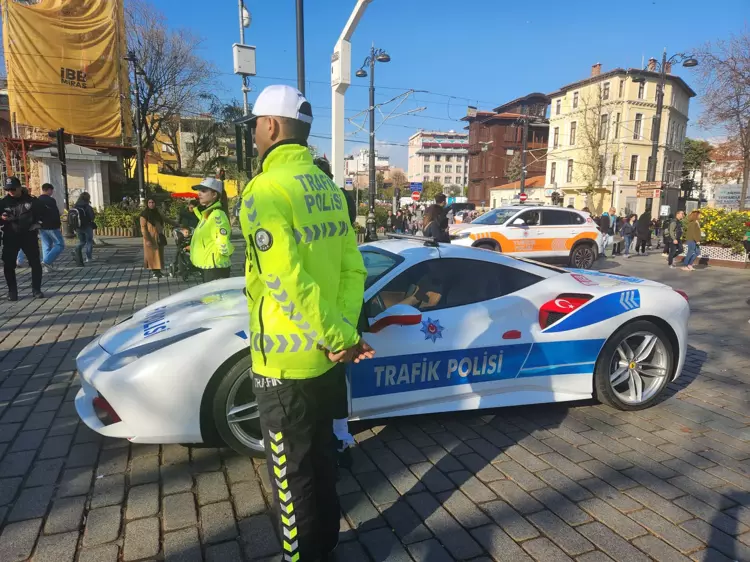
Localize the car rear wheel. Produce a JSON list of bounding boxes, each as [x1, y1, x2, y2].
[[569, 242, 597, 269], [475, 243, 496, 251], [594, 320, 673, 411], [210, 354, 265, 457]]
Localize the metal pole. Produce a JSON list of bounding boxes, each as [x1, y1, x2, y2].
[[648, 51, 667, 183], [366, 49, 376, 241], [130, 58, 145, 204], [296, 0, 306, 95], [520, 115, 529, 194], [239, 1, 249, 115]]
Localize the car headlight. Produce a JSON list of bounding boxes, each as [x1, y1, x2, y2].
[[99, 328, 208, 372], [453, 231, 472, 239]]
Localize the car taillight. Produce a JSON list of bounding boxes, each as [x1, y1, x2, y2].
[[93, 395, 121, 425], [539, 294, 592, 329], [674, 289, 689, 302]]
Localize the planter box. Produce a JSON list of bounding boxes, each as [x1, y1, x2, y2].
[[98, 226, 139, 238], [676, 244, 749, 269]]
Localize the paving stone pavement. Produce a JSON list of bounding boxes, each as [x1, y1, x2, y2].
[[0, 239, 749, 561]]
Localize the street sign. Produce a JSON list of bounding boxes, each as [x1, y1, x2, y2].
[[410, 182, 423, 192], [411, 191, 421, 201], [519, 192, 528, 202]]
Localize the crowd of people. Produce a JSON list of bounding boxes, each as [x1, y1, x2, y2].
[[384, 194, 451, 242], [586, 206, 702, 271]]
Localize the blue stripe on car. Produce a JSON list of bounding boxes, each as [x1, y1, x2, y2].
[[543, 290, 640, 334]]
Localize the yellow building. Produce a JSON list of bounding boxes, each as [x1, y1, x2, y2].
[[545, 61, 696, 216]]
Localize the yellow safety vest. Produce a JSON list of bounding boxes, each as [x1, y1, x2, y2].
[[190, 202, 234, 269]]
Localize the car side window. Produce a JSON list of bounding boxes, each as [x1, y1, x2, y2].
[[542, 210, 573, 226], [571, 213, 585, 225], [518, 210, 540, 226], [366, 259, 543, 317]]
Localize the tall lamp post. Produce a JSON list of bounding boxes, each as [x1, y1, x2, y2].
[[355, 46, 390, 241], [124, 51, 146, 204], [635, 52, 698, 184], [238, 1, 251, 115]]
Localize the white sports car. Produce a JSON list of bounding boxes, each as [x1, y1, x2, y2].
[[75, 238, 690, 457]]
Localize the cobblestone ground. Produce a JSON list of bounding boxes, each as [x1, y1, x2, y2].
[[0, 238, 749, 562]]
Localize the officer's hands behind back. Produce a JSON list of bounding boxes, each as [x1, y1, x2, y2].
[[328, 340, 375, 364]]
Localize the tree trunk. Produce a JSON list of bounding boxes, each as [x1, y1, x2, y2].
[[740, 155, 750, 211]]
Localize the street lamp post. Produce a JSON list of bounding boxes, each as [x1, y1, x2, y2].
[[356, 46, 390, 241], [641, 51, 698, 184], [125, 51, 146, 204], [238, 0, 251, 115], [296, 0, 306, 95]]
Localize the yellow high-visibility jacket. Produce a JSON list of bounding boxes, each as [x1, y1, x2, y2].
[[240, 143, 366, 379], [190, 202, 234, 269]]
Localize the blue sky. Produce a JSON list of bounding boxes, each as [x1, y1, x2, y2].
[[153, 0, 748, 168]]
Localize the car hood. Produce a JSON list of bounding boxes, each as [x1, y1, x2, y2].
[[448, 223, 477, 235], [98, 277, 247, 355], [564, 268, 668, 288]]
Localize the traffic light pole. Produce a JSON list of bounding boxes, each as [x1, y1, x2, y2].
[[520, 115, 529, 194], [55, 129, 69, 210]]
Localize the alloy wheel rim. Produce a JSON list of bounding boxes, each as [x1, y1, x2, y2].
[[609, 331, 669, 405], [225, 368, 263, 449], [575, 246, 595, 268]]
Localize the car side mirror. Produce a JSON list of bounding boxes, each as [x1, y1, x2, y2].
[[512, 217, 526, 226], [369, 304, 422, 334]]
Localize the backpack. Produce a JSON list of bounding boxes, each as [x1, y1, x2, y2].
[[67, 208, 81, 230]]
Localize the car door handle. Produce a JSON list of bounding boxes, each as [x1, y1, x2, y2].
[[536, 230, 544, 235]]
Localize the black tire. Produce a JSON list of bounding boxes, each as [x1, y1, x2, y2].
[[209, 354, 265, 457], [569, 242, 597, 269], [594, 320, 674, 411], [475, 243, 496, 252]]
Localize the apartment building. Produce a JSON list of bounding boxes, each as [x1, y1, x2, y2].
[[407, 130, 469, 190], [546, 61, 696, 215]]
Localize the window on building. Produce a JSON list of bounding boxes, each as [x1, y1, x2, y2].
[[434, 176, 441, 183], [600, 114, 609, 141], [550, 162, 556, 184], [553, 127, 559, 149], [619, 79, 625, 98], [435, 155, 442, 161], [613, 112, 621, 140], [638, 82, 645, 99], [445, 165, 452, 173], [566, 159, 574, 183], [569, 122, 577, 145], [424, 165, 430, 173], [424, 155, 430, 162], [668, 120, 675, 146], [423, 176, 429, 182], [668, 161, 675, 184], [434, 165, 441, 173], [629, 155, 638, 181], [573, 92, 579, 109], [602, 82, 610, 100], [444, 177, 452, 184], [456, 166, 462, 174], [445, 155, 452, 162], [633, 113, 642, 140], [556, 99, 561, 115]]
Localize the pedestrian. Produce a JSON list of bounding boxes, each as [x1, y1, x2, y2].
[[0, 177, 44, 300], [72, 192, 96, 266], [582, 206, 591, 214], [667, 210, 685, 268], [682, 210, 701, 271], [661, 214, 672, 256], [239, 84, 374, 562], [608, 207, 622, 256], [35, 183, 64, 273], [140, 198, 167, 279], [395, 209, 407, 233], [621, 214, 637, 258], [635, 211, 651, 255], [598, 211, 611, 257], [423, 204, 451, 242], [179, 199, 199, 229], [385, 209, 394, 232], [190, 178, 234, 283], [434, 193, 451, 236]]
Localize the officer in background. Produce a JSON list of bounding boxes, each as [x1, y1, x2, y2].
[[240, 85, 374, 562], [0, 177, 44, 300], [190, 178, 234, 282]]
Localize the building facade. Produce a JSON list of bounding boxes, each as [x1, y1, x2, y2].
[[545, 62, 695, 215], [344, 148, 390, 176], [407, 130, 469, 190], [462, 93, 549, 206]]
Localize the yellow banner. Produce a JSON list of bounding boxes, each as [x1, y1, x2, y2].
[[2, 0, 127, 140]]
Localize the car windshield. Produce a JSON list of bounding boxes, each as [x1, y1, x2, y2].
[[471, 208, 518, 226], [361, 250, 402, 289]]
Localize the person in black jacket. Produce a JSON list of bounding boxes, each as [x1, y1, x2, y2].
[[635, 212, 652, 256], [178, 200, 200, 229], [423, 204, 451, 243], [0, 177, 44, 300], [37, 183, 63, 272], [72, 192, 96, 266]]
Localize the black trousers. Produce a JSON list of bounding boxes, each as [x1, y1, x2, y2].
[[2, 233, 42, 294], [255, 368, 340, 561], [201, 267, 231, 283], [330, 362, 349, 420], [636, 238, 648, 254], [668, 240, 683, 266]]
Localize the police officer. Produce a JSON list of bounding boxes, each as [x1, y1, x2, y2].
[[190, 178, 234, 283], [1, 177, 44, 301], [240, 85, 374, 562]]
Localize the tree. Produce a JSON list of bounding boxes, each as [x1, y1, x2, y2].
[[708, 138, 744, 185], [507, 152, 523, 182], [421, 181, 444, 201], [389, 170, 408, 189], [444, 184, 463, 197], [681, 138, 713, 198], [126, 0, 217, 155], [695, 32, 750, 209]]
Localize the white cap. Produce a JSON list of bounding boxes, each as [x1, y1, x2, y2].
[[251, 85, 313, 124], [192, 177, 224, 194]]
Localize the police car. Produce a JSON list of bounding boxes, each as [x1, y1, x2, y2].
[[74, 237, 689, 457], [450, 205, 602, 269]]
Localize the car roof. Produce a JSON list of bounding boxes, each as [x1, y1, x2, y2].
[[493, 205, 588, 216]]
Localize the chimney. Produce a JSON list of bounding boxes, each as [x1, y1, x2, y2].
[[647, 58, 657, 71], [665, 61, 672, 74], [591, 63, 602, 77]]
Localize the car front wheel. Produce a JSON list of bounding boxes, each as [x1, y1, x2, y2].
[[594, 320, 674, 411], [570, 242, 597, 269], [210, 354, 265, 457]]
